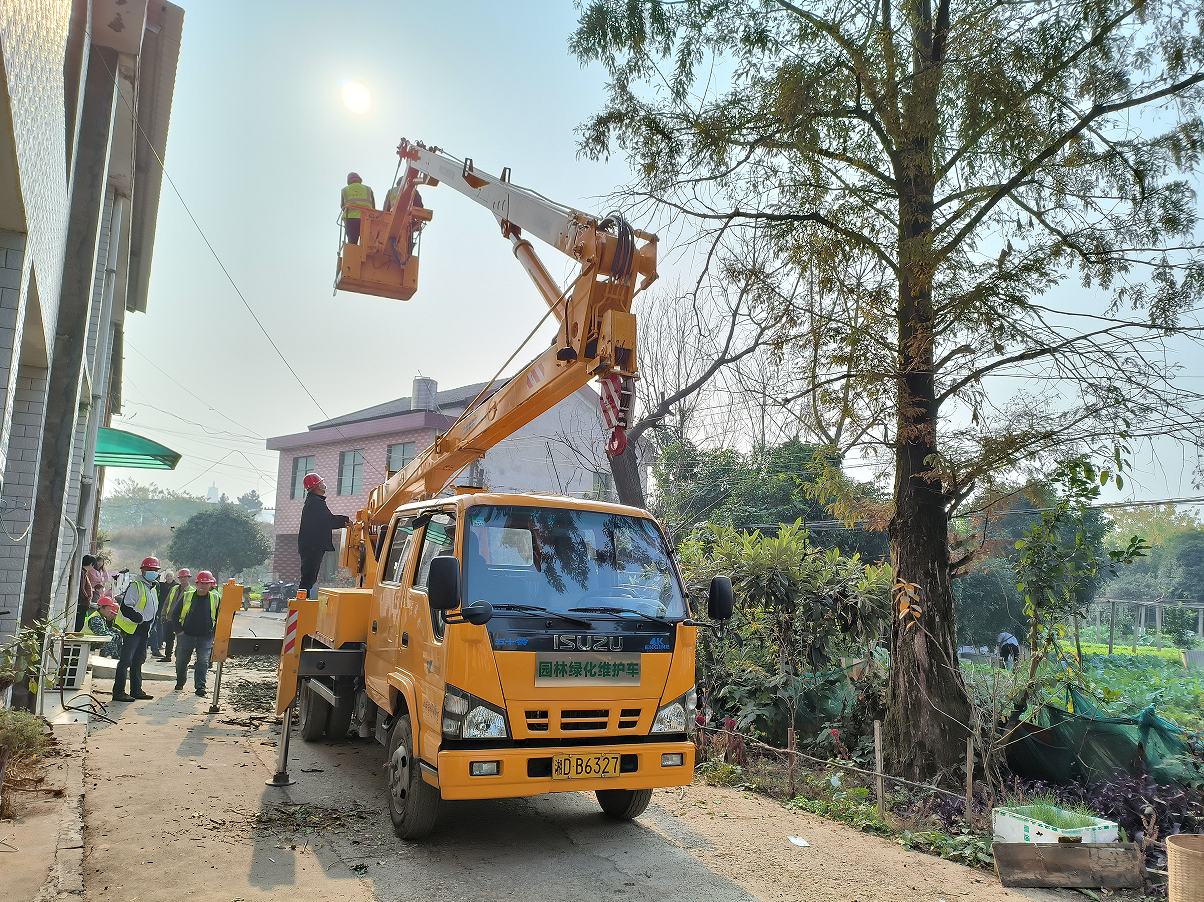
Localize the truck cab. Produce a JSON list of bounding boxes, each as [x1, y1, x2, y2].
[[290, 492, 732, 838]]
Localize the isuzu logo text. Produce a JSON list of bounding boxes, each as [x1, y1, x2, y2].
[[552, 635, 624, 651]]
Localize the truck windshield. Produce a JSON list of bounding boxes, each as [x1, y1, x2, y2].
[[462, 505, 686, 620]]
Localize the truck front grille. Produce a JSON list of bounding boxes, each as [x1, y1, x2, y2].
[[560, 709, 609, 731]]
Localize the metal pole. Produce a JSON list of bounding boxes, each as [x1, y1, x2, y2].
[[965, 734, 975, 827], [1133, 603, 1140, 653], [1156, 603, 1163, 652], [267, 695, 297, 787], [208, 660, 224, 714], [874, 720, 885, 819], [1108, 600, 1116, 655]]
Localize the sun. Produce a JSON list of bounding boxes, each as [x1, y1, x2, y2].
[[340, 80, 372, 115]]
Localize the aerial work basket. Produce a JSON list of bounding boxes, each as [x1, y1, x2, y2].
[[335, 202, 432, 300]]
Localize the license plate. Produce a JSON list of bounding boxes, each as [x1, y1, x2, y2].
[[551, 753, 621, 780]]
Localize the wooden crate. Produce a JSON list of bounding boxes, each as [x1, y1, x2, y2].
[[992, 841, 1144, 888]]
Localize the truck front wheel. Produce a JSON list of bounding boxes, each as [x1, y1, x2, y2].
[[596, 788, 652, 820], [385, 715, 438, 839]]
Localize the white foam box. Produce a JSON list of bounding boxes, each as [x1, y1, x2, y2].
[[993, 806, 1119, 844]]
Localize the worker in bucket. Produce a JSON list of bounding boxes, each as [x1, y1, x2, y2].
[[297, 473, 351, 601], [384, 176, 423, 213], [340, 172, 375, 245], [111, 557, 161, 702], [173, 570, 221, 697]]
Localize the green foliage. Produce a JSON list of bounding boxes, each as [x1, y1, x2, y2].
[[0, 622, 50, 697], [1078, 653, 1204, 732], [236, 490, 264, 517], [680, 522, 888, 743], [653, 439, 888, 559], [1014, 458, 1148, 659], [1009, 802, 1100, 830], [1164, 604, 1201, 650], [786, 794, 892, 835], [0, 707, 49, 759], [166, 505, 271, 581], [694, 759, 747, 787], [896, 830, 994, 870]]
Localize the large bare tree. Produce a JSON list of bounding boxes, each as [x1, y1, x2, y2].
[[572, 0, 1204, 778]]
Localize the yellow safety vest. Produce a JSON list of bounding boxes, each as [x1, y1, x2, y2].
[[161, 584, 182, 620], [341, 183, 375, 219], [114, 581, 153, 635], [178, 588, 220, 630]]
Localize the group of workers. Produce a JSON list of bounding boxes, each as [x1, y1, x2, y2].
[[75, 473, 347, 708], [101, 557, 223, 702], [339, 172, 421, 245]]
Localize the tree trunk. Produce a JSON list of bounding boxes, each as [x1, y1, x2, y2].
[[884, 5, 972, 778], [609, 444, 646, 509]]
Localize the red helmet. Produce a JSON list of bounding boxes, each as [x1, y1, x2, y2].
[[303, 473, 324, 491], [176, 568, 192, 579], [97, 596, 118, 611], [196, 571, 217, 585], [140, 557, 160, 570], [347, 172, 361, 184]]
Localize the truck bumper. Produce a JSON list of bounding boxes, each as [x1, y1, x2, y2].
[[436, 740, 695, 801]]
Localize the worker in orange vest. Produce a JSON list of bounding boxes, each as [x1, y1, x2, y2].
[[341, 172, 375, 245]]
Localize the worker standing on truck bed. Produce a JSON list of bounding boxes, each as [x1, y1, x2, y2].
[[341, 172, 374, 245], [297, 474, 350, 600], [173, 570, 220, 696], [111, 557, 161, 702]]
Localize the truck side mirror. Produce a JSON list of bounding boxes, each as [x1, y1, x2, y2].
[[427, 555, 461, 610], [458, 599, 493, 626], [708, 576, 734, 622]]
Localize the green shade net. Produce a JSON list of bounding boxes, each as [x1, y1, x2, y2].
[[94, 427, 181, 470], [1004, 685, 1202, 787]]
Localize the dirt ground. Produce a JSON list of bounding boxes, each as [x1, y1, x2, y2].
[[647, 783, 1065, 902], [72, 657, 1089, 902]]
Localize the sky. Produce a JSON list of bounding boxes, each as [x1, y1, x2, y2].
[[111, 1, 642, 507], [109, 0, 1204, 514]]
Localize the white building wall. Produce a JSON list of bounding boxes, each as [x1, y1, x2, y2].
[[479, 387, 615, 500]]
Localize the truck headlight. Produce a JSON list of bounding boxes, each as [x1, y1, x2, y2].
[[651, 692, 689, 733], [464, 704, 508, 739], [442, 685, 509, 739]]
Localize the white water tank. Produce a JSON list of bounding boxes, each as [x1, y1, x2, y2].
[[412, 376, 438, 411]]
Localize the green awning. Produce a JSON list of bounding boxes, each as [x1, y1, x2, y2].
[[95, 427, 181, 470]]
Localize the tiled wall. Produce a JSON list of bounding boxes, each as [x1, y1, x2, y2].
[[0, 364, 49, 638], [0, 0, 72, 341]]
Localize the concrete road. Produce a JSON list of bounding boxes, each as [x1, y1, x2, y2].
[[231, 608, 285, 640], [257, 721, 758, 902]]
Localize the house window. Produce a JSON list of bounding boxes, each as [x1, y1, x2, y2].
[[291, 455, 315, 499], [338, 450, 365, 495], [387, 441, 416, 474], [592, 470, 613, 500]]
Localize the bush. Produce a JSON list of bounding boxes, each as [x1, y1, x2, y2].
[[0, 708, 50, 760]]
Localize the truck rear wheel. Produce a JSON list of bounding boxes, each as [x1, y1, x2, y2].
[[327, 689, 354, 739], [596, 788, 652, 820], [298, 679, 329, 741], [385, 715, 438, 839]]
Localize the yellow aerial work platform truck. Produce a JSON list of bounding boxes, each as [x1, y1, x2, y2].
[[273, 140, 733, 839]]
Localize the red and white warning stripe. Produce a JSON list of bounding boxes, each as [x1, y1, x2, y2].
[[282, 609, 299, 655]]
